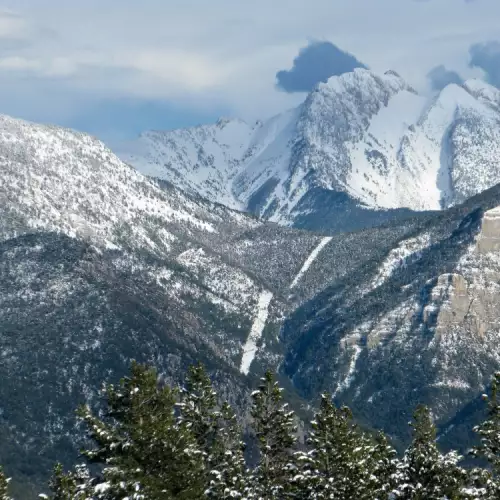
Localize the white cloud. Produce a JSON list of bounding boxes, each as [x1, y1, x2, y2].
[[0, 8, 32, 39], [0, 0, 498, 127]]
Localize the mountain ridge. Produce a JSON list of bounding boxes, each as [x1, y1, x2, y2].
[[4, 77, 500, 494], [122, 69, 500, 233]]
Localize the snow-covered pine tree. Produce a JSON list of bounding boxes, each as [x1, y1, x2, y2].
[[177, 362, 220, 488], [48, 463, 93, 499], [0, 467, 11, 500], [48, 463, 77, 499], [75, 361, 206, 499], [370, 431, 401, 498], [178, 364, 219, 454], [178, 364, 247, 498], [395, 404, 468, 499], [246, 371, 297, 499], [206, 402, 247, 499], [293, 394, 391, 499], [469, 371, 500, 498]]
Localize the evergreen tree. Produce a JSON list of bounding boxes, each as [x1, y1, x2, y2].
[[178, 364, 219, 455], [246, 371, 297, 498], [48, 463, 77, 499], [293, 394, 391, 499], [48, 463, 93, 499], [178, 364, 247, 498], [370, 431, 400, 499], [469, 372, 500, 498], [74, 361, 206, 499], [0, 467, 11, 500], [395, 404, 468, 499], [206, 402, 247, 499]]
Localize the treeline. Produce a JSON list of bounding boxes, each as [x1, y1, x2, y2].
[[2, 364, 500, 499]]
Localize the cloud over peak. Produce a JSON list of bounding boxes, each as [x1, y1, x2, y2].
[[427, 64, 463, 91], [275, 41, 367, 93], [469, 41, 500, 88]]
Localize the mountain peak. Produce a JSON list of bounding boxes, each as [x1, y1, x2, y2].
[[215, 116, 248, 129], [463, 78, 500, 110], [123, 68, 500, 231], [384, 69, 402, 78], [316, 67, 410, 96]]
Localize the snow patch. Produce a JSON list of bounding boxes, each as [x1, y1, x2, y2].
[[432, 379, 470, 390], [367, 233, 431, 291], [334, 344, 362, 397], [240, 290, 273, 375], [290, 237, 332, 289]]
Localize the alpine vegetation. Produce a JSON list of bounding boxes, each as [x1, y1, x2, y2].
[[3, 364, 500, 499]]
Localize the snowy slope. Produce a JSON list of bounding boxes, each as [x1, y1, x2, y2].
[[398, 83, 500, 209], [123, 70, 500, 230], [0, 114, 263, 251], [281, 184, 500, 450], [0, 112, 343, 380], [121, 118, 260, 209]]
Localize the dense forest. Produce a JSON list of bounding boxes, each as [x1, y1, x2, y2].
[[2, 363, 500, 499]]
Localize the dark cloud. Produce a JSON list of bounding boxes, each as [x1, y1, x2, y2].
[[469, 41, 500, 88], [427, 64, 463, 91], [275, 41, 368, 93]]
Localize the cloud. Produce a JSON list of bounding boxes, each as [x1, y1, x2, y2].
[[0, 0, 497, 141], [275, 41, 368, 93], [469, 41, 500, 88], [427, 64, 463, 91]]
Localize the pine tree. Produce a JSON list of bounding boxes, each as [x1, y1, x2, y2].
[[48, 463, 93, 499], [75, 361, 206, 499], [206, 402, 247, 499], [469, 371, 500, 498], [48, 463, 77, 499], [246, 371, 297, 498], [396, 404, 468, 499], [178, 364, 219, 453], [178, 364, 247, 498], [0, 467, 11, 500], [293, 394, 390, 499], [370, 431, 400, 498]]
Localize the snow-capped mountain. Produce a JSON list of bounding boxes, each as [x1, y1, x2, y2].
[[5, 87, 500, 493], [0, 113, 341, 490], [122, 117, 260, 211], [123, 69, 500, 232]]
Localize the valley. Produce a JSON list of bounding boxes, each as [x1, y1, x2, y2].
[[2, 68, 500, 495]]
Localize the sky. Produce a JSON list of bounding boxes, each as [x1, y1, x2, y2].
[[0, 0, 499, 146]]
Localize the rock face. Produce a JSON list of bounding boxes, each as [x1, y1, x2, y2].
[[280, 188, 500, 448], [123, 70, 500, 233], [477, 206, 500, 253], [424, 273, 471, 334]]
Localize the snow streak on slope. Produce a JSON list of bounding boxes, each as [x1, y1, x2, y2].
[[240, 290, 273, 375], [334, 345, 362, 397], [367, 233, 431, 290], [290, 237, 332, 289]]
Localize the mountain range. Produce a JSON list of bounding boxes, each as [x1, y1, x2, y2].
[[122, 69, 500, 233], [3, 68, 500, 494]]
